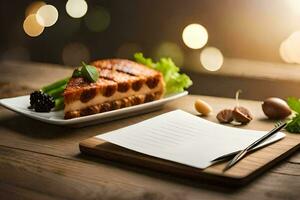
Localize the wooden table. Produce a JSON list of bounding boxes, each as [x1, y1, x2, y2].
[[0, 61, 299, 200]]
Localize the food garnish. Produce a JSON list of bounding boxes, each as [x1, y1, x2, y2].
[[285, 97, 300, 133], [134, 53, 192, 95], [72, 62, 99, 83], [41, 77, 69, 93], [29, 91, 55, 112], [72, 68, 82, 78], [287, 97, 300, 113], [194, 99, 213, 116], [262, 97, 291, 119]]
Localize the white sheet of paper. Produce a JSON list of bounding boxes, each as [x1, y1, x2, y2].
[[97, 109, 285, 169]]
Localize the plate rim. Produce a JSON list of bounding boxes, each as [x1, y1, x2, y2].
[[0, 91, 188, 125]]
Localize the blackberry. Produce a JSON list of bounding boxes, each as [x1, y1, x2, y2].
[[29, 91, 55, 112], [30, 91, 43, 107]]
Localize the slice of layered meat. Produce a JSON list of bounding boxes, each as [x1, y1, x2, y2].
[[63, 59, 165, 119]]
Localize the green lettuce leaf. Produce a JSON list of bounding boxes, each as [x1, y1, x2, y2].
[[134, 53, 192, 95], [287, 97, 300, 113], [285, 97, 300, 133]]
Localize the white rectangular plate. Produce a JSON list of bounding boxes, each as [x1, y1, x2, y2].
[[0, 91, 188, 127]]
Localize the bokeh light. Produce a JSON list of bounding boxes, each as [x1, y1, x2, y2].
[[36, 5, 58, 27], [154, 42, 184, 66], [25, 1, 46, 17], [116, 43, 142, 59], [62, 43, 90, 66], [279, 31, 300, 64], [23, 14, 44, 37], [279, 40, 293, 63], [182, 23, 208, 49], [66, 0, 88, 18], [84, 6, 110, 32], [200, 47, 224, 71], [287, 0, 300, 16]]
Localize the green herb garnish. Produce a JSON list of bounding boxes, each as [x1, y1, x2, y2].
[[72, 62, 99, 83], [47, 84, 67, 98], [286, 97, 300, 133], [54, 97, 64, 110], [72, 68, 82, 78], [40, 61, 99, 110], [286, 114, 300, 133], [81, 62, 99, 83], [41, 77, 69, 93], [134, 53, 192, 94]]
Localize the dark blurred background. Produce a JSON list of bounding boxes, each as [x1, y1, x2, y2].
[[1, 0, 300, 99], [2, 0, 300, 65]]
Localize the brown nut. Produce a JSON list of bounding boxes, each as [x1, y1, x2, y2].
[[216, 109, 234, 123], [232, 106, 253, 124], [262, 97, 291, 119]]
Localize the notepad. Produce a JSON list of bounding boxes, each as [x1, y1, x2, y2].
[[97, 109, 285, 169]]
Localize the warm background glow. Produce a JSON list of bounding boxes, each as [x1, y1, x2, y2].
[[280, 39, 293, 63], [4, 0, 300, 68], [280, 31, 300, 64], [287, 0, 300, 16], [66, 0, 88, 18], [25, 1, 46, 17], [36, 5, 58, 27], [182, 24, 208, 49], [23, 14, 44, 37], [200, 47, 224, 71]]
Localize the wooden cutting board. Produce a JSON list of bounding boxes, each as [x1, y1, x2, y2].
[[79, 95, 300, 185], [79, 132, 300, 185]]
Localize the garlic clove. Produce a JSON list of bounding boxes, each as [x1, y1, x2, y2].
[[194, 99, 213, 116]]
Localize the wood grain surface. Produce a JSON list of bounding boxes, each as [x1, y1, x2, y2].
[[0, 61, 299, 200], [79, 133, 299, 185]]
